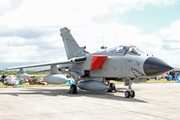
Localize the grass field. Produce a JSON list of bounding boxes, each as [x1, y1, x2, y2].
[[111, 78, 179, 84], [0, 76, 179, 88], [0, 82, 69, 88]]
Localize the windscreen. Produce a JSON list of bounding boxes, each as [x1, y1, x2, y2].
[[126, 46, 145, 55], [115, 46, 128, 54], [107, 45, 144, 56]]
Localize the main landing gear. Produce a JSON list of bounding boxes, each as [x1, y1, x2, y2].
[[124, 80, 135, 98], [107, 83, 117, 92], [69, 84, 78, 94]]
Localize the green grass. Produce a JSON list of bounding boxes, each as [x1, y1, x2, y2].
[[110, 78, 179, 84], [146, 78, 179, 83], [0, 82, 69, 88]]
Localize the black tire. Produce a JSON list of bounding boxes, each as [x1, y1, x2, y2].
[[107, 83, 116, 92], [125, 91, 130, 98], [130, 90, 135, 98], [111, 83, 117, 92], [107, 84, 113, 92], [69, 84, 78, 94]]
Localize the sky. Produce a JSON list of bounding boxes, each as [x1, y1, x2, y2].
[[0, 0, 180, 70]]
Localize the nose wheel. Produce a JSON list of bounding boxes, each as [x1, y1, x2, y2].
[[124, 79, 135, 98], [125, 90, 135, 98]]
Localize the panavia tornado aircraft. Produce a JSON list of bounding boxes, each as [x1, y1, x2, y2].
[[6, 27, 173, 98]]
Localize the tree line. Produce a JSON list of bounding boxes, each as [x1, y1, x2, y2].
[[0, 70, 50, 75]]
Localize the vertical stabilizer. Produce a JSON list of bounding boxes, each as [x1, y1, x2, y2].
[[60, 27, 89, 59]]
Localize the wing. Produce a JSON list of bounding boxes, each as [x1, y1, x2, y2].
[[5, 61, 71, 70], [6, 56, 87, 70]]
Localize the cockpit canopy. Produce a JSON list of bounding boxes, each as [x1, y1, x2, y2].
[[107, 45, 145, 56]]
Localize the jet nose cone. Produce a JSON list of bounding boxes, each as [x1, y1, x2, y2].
[[143, 57, 173, 77]]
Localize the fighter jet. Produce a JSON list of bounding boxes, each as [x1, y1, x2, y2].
[[6, 27, 173, 98]]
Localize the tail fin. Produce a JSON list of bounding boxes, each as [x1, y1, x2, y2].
[[60, 27, 89, 59]]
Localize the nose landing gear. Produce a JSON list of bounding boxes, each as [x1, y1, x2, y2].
[[124, 79, 135, 98]]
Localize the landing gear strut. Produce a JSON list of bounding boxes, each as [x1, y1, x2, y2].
[[124, 79, 135, 98], [69, 84, 78, 94], [107, 83, 117, 92]]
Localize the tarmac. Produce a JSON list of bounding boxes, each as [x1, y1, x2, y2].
[[0, 83, 180, 120]]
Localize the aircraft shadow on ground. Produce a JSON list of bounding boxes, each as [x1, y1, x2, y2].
[[0, 87, 147, 103]]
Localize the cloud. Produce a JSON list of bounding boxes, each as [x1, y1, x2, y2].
[[0, 0, 177, 26], [157, 20, 180, 51], [0, 27, 48, 39], [144, 20, 180, 67], [92, 0, 177, 23], [0, 0, 23, 15], [159, 20, 180, 42], [0, 0, 179, 69], [0, 33, 65, 63]]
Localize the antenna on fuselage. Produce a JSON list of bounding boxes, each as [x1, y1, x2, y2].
[[101, 36, 107, 49]]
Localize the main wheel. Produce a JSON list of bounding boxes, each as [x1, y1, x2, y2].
[[69, 84, 78, 94], [125, 91, 130, 98], [107, 83, 116, 92], [130, 90, 135, 98], [107, 83, 113, 92], [111, 83, 117, 92]]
